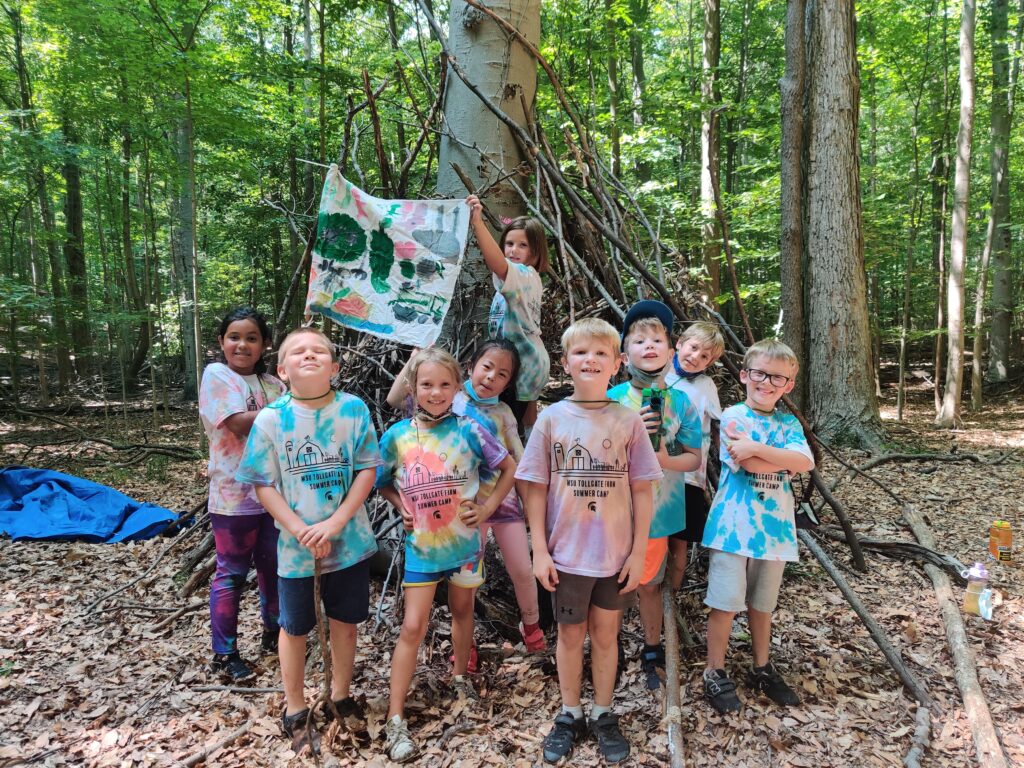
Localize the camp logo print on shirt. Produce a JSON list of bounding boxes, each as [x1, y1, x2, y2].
[[284, 435, 351, 499], [551, 438, 628, 504], [403, 451, 468, 527]]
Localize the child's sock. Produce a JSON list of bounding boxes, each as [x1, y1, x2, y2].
[[561, 704, 584, 720], [590, 704, 611, 721], [522, 621, 541, 634]]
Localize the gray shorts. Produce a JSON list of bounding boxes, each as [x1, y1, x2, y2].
[[552, 570, 638, 624], [704, 550, 786, 613]]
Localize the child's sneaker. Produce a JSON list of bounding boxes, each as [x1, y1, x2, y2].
[[748, 662, 801, 707], [324, 695, 362, 722], [211, 652, 256, 683], [520, 621, 546, 652], [260, 627, 279, 654], [452, 674, 480, 702], [448, 645, 479, 674], [384, 715, 417, 763], [542, 712, 586, 763], [639, 644, 665, 690], [281, 707, 319, 753], [589, 712, 630, 763], [703, 668, 741, 713]]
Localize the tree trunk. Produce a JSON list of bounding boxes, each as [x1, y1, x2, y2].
[[725, 0, 751, 197], [985, 0, 1013, 383], [700, 0, 721, 302], [173, 72, 200, 402], [779, 0, 806, 406], [629, 0, 650, 181], [804, 0, 882, 447], [62, 113, 91, 378], [120, 103, 150, 388], [435, 0, 540, 348], [605, 0, 621, 177], [937, 0, 976, 428]]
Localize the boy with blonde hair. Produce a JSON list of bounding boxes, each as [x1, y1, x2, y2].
[[607, 301, 702, 690], [517, 318, 662, 763], [664, 321, 725, 590], [701, 339, 814, 714]]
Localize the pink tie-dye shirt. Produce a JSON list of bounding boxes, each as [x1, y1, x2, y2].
[[515, 400, 662, 577], [199, 362, 286, 515]]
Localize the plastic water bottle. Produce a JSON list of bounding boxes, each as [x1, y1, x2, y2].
[[962, 562, 990, 617]]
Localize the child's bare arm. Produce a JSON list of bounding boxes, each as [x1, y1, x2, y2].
[[522, 480, 558, 591], [462, 454, 517, 526], [618, 479, 653, 594], [222, 410, 260, 437], [724, 424, 812, 474], [656, 443, 701, 473], [379, 484, 414, 530], [385, 350, 420, 410], [300, 467, 376, 547], [466, 195, 509, 280]]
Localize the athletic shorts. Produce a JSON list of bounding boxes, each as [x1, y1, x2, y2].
[[278, 559, 370, 636], [403, 556, 485, 589], [640, 537, 669, 586], [670, 484, 710, 543], [552, 570, 637, 624], [704, 550, 786, 614]]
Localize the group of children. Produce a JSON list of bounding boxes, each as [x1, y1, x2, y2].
[[198, 199, 815, 763]]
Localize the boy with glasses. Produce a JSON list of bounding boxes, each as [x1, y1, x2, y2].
[[701, 339, 814, 714]]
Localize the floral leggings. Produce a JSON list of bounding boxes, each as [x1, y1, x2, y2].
[[209, 512, 279, 655]]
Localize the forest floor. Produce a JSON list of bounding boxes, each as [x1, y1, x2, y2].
[[1, 379, 1022, 768]]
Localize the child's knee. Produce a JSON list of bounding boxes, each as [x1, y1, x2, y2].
[[329, 619, 358, 639], [400, 615, 429, 643], [587, 621, 618, 651], [557, 621, 588, 647], [639, 581, 661, 598]]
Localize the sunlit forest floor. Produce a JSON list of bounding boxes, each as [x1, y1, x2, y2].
[[1, 375, 1022, 767]]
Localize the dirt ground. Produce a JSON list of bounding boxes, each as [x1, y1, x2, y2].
[[1, 381, 1021, 767]]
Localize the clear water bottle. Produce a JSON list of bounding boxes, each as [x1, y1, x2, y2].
[[962, 562, 989, 617]]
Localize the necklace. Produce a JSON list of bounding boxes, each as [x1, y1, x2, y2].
[[567, 398, 614, 404], [290, 389, 333, 401]]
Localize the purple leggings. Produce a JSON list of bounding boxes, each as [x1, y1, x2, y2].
[[209, 512, 279, 655]]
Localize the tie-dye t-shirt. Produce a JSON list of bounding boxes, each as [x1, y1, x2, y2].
[[488, 260, 550, 401], [376, 415, 509, 573], [515, 400, 663, 577], [199, 363, 286, 516], [453, 387, 524, 524], [702, 404, 814, 562], [664, 371, 722, 490], [236, 391, 381, 578], [606, 383, 702, 539]]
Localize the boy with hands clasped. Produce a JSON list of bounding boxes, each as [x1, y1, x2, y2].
[[701, 339, 814, 714], [237, 327, 381, 747], [516, 318, 662, 764]]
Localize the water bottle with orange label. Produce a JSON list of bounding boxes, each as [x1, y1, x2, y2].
[[989, 520, 1012, 563]]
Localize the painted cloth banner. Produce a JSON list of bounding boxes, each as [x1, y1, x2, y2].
[[305, 165, 471, 347]]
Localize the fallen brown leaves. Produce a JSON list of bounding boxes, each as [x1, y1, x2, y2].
[[1, 385, 1021, 767]]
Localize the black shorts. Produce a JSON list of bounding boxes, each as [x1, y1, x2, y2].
[[278, 559, 370, 636], [670, 484, 710, 544], [551, 570, 637, 624]]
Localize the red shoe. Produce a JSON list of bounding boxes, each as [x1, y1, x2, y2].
[[449, 645, 479, 674], [520, 621, 546, 652]]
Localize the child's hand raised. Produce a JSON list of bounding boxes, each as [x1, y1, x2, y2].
[[723, 423, 761, 463], [466, 194, 483, 225]]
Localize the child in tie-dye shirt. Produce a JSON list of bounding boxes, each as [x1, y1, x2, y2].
[[607, 300, 701, 691], [199, 307, 286, 683], [376, 348, 516, 763], [701, 339, 814, 716], [237, 327, 380, 749], [466, 194, 551, 436]]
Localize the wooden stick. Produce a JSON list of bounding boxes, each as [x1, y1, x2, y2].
[[178, 555, 216, 599], [903, 705, 931, 768], [177, 721, 253, 768], [149, 601, 205, 631], [901, 504, 1008, 768], [662, 588, 686, 768], [798, 530, 933, 706]]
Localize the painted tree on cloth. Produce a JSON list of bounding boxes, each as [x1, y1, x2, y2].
[[435, 0, 541, 345], [803, 0, 883, 447]]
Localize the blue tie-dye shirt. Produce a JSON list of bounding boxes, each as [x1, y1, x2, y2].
[[702, 403, 813, 562], [606, 383, 702, 538], [236, 391, 381, 579], [376, 415, 509, 574]]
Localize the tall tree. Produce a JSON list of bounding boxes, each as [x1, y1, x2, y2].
[[936, 0, 976, 428], [700, 0, 721, 301], [984, 0, 1016, 384], [61, 112, 90, 377], [804, 0, 882, 446]]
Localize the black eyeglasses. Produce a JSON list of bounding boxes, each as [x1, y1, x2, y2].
[[745, 368, 792, 387]]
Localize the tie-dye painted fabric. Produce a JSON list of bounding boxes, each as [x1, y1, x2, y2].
[[199, 363, 286, 516], [515, 401, 663, 578], [664, 372, 723, 490], [606, 383, 702, 538], [305, 165, 471, 348], [236, 391, 382, 578], [375, 415, 509, 574], [453, 386, 524, 524], [702, 404, 814, 562], [488, 261, 550, 401]]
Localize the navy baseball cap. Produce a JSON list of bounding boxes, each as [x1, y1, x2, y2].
[[621, 299, 675, 349]]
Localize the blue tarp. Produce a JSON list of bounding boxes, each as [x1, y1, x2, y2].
[[0, 466, 178, 542]]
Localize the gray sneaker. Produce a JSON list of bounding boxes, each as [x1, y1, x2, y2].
[[384, 715, 417, 763], [452, 674, 479, 702]]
